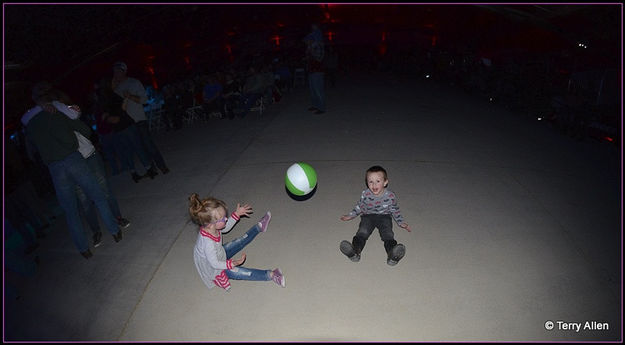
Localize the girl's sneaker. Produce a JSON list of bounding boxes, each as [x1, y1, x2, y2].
[[272, 268, 285, 287], [258, 211, 272, 233]]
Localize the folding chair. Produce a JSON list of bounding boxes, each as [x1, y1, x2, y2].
[[249, 96, 264, 116], [183, 105, 203, 125], [293, 68, 306, 87], [147, 108, 166, 132]]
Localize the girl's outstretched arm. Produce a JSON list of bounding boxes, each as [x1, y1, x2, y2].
[[221, 204, 253, 234]]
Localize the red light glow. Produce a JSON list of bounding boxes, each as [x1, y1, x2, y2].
[[146, 67, 157, 89], [379, 44, 387, 56], [272, 35, 281, 46]]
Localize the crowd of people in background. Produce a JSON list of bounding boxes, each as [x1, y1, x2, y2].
[[5, 22, 618, 290]]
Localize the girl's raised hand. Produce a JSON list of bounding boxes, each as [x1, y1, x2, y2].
[[236, 203, 253, 218]]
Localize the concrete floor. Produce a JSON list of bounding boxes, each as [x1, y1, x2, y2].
[[4, 72, 621, 342]]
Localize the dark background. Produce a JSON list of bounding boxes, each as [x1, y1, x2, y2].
[[3, 4, 621, 133]]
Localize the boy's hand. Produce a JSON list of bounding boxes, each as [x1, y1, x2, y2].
[[235, 203, 253, 218], [340, 215, 355, 221], [400, 223, 411, 232]]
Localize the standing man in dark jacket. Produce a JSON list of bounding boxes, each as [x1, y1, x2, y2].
[[25, 82, 123, 258]]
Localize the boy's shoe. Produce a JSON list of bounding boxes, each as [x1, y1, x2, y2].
[[93, 232, 103, 248], [117, 217, 131, 229], [340, 240, 361, 262], [272, 268, 286, 287], [258, 211, 272, 233], [81, 249, 93, 259], [113, 231, 123, 243], [387, 243, 406, 266]]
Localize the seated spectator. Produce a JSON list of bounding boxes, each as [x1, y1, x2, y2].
[[202, 74, 225, 119], [162, 84, 182, 130], [222, 73, 241, 120], [274, 61, 292, 93], [239, 66, 265, 118], [259, 66, 277, 102], [180, 79, 197, 109]]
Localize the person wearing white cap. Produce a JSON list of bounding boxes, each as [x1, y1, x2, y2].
[[112, 61, 170, 174]]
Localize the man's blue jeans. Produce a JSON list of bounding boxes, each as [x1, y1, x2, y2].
[[224, 224, 271, 281], [76, 152, 122, 233], [99, 132, 121, 175], [115, 124, 152, 173], [47, 151, 119, 253], [135, 121, 168, 172], [308, 72, 325, 111]]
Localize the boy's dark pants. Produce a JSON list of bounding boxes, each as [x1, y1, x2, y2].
[[352, 214, 398, 256]]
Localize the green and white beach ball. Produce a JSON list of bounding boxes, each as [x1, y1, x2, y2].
[[285, 162, 317, 196]]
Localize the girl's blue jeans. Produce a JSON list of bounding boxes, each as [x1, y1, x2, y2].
[[224, 223, 271, 281]]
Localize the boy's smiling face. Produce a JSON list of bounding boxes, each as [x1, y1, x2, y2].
[[366, 171, 388, 196]]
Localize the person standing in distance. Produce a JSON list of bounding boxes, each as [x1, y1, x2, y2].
[[112, 61, 170, 175]]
